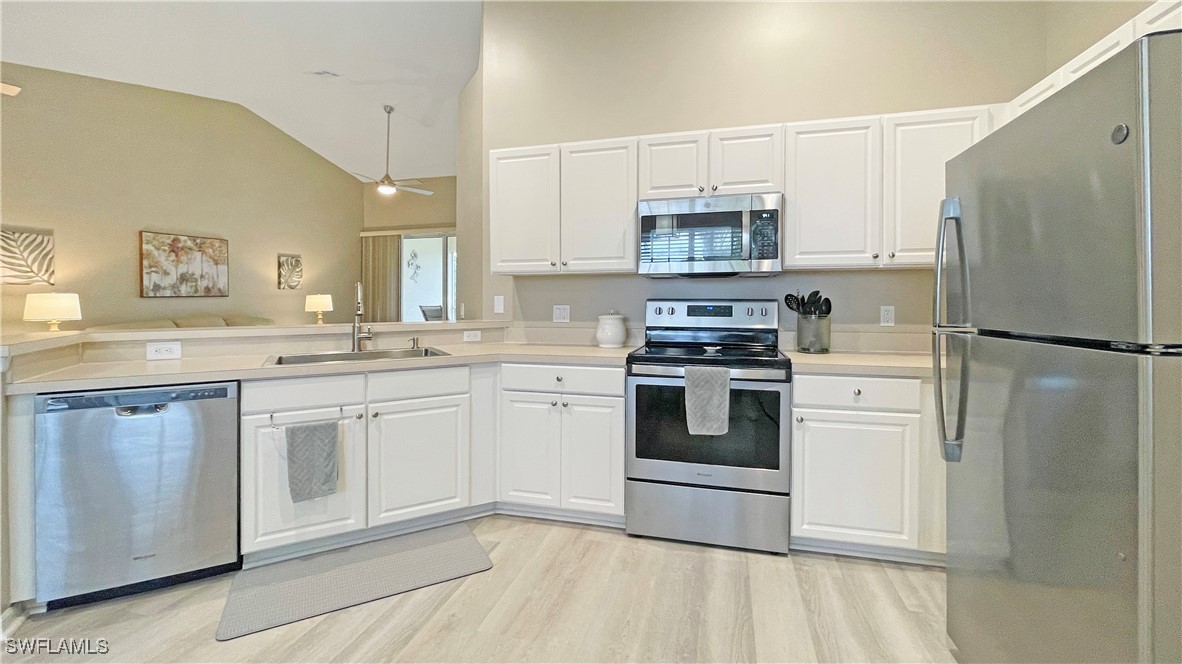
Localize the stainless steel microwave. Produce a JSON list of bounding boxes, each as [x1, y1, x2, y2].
[[637, 193, 782, 277]]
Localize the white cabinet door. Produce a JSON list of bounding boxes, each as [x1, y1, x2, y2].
[[1006, 72, 1060, 122], [882, 107, 988, 267], [559, 138, 638, 273], [368, 394, 471, 527], [783, 117, 882, 268], [489, 145, 561, 274], [241, 405, 368, 553], [638, 131, 709, 200], [560, 395, 624, 515], [1136, 1, 1182, 36], [791, 407, 921, 549], [708, 125, 784, 196], [1059, 23, 1136, 85], [499, 390, 562, 507]]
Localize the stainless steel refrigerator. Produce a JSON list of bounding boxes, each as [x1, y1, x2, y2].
[[934, 30, 1181, 663]]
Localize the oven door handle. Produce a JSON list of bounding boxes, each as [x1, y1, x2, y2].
[[628, 364, 788, 382]]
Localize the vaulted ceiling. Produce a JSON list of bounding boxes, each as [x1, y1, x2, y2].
[[1, 2, 482, 180]]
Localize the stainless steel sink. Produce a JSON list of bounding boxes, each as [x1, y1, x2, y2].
[[265, 347, 450, 366]]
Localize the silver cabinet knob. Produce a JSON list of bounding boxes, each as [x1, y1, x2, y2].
[[872, 253, 880, 259], [371, 411, 379, 418], [795, 416, 804, 423], [562, 402, 569, 407], [853, 388, 862, 396], [355, 413, 364, 420], [561, 261, 568, 266], [698, 185, 705, 192], [550, 261, 557, 266], [556, 376, 564, 382], [711, 184, 718, 192], [551, 401, 558, 406], [888, 251, 896, 259]]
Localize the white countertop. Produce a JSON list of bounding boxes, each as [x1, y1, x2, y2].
[[5, 343, 933, 395]]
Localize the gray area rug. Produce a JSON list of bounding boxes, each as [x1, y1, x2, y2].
[[216, 523, 492, 640]]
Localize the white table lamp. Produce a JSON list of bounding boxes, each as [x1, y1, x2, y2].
[[305, 294, 333, 324], [24, 293, 82, 331]]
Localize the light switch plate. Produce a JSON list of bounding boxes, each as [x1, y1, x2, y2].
[[553, 305, 571, 323], [880, 306, 896, 327], [463, 330, 482, 342], [493, 295, 505, 314], [146, 341, 182, 360]]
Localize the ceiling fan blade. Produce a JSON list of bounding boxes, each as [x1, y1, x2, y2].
[[397, 185, 434, 196], [393, 179, 423, 186]]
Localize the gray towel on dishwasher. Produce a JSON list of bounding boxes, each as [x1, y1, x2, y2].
[[285, 421, 339, 502], [684, 366, 730, 435]]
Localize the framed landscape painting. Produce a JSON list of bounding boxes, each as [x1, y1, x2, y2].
[[140, 231, 229, 297]]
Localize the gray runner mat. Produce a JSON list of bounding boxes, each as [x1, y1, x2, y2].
[[216, 523, 492, 640]]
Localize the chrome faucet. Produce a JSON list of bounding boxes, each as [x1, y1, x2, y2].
[[407, 336, 420, 350], [352, 282, 373, 352]]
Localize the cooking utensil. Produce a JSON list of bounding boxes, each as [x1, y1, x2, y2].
[[819, 298, 832, 316], [784, 294, 800, 313]]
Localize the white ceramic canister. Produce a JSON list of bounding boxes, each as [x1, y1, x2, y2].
[[596, 310, 627, 348]]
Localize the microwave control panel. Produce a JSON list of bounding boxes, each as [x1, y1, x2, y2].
[[750, 210, 780, 260]]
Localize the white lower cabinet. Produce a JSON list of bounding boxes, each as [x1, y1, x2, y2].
[[241, 405, 369, 554], [368, 394, 470, 527], [790, 407, 921, 549], [499, 390, 625, 516], [499, 391, 563, 507]]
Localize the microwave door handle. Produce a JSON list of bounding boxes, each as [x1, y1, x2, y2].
[[741, 209, 751, 260]]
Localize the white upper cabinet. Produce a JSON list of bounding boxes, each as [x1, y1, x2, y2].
[[367, 394, 471, 527], [708, 125, 785, 196], [638, 131, 709, 199], [1136, 1, 1182, 35], [882, 107, 988, 267], [783, 117, 882, 268], [559, 138, 638, 273], [489, 145, 561, 274], [1058, 23, 1136, 85]]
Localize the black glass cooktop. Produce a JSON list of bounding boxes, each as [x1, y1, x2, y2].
[[627, 344, 791, 369]]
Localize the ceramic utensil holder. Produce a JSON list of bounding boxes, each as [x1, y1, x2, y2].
[[797, 314, 831, 354]]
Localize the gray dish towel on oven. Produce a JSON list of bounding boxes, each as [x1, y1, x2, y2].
[[684, 366, 730, 435], [285, 421, 339, 502]]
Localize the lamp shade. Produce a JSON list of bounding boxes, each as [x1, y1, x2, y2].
[[304, 294, 333, 312], [24, 293, 81, 323]]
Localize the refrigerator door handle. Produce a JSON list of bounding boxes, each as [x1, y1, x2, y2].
[[932, 331, 967, 463], [933, 197, 967, 327]]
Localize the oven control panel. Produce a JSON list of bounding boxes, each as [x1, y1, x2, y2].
[[645, 299, 778, 329]]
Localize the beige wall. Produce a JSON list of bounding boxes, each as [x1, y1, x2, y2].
[[0, 64, 363, 332], [463, 1, 1058, 326], [456, 55, 486, 321], [1045, 1, 1151, 72], [363, 176, 458, 230]]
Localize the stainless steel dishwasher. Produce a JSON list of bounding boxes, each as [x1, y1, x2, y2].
[[34, 382, 240, 607]]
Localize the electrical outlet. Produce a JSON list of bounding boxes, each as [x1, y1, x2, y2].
[[880, 306, 896, 327], [553, 304, 571, 323], [493, 295, 505, 314], [146, 341, 182, 360], [463, 330, 482, 342]]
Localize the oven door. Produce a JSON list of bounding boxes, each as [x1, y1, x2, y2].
[[626, 374, 790, 494]]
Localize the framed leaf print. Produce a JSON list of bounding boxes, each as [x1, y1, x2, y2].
[[0, 226, 55, 285], [277, 254, 303, 289], [140, 231, 229, 297]]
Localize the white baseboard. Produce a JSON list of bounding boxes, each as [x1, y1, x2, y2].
[[1, 602, 28, 639], [790, 536, 946, 567], [493, 502, 626, 529]]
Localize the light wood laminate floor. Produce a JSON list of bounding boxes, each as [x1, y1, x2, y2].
[[10, 516, 953, 663]]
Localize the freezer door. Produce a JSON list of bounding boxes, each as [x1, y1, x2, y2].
[[944, 33, 1180, 345], [944, 333, 1140, 663]]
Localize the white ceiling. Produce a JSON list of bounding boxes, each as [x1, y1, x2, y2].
[[1, 2, 482, 181]]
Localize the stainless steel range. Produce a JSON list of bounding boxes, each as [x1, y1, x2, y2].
[[625, 299, 792, 553]]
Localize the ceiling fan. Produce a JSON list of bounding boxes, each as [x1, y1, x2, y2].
[[353, 104, 433, 196]]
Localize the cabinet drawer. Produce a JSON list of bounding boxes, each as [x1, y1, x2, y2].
[[501, 364, 624, 396], [367, 366, 470, 402], [793, 374, 921, 412], [242, 374, 366, 414]]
